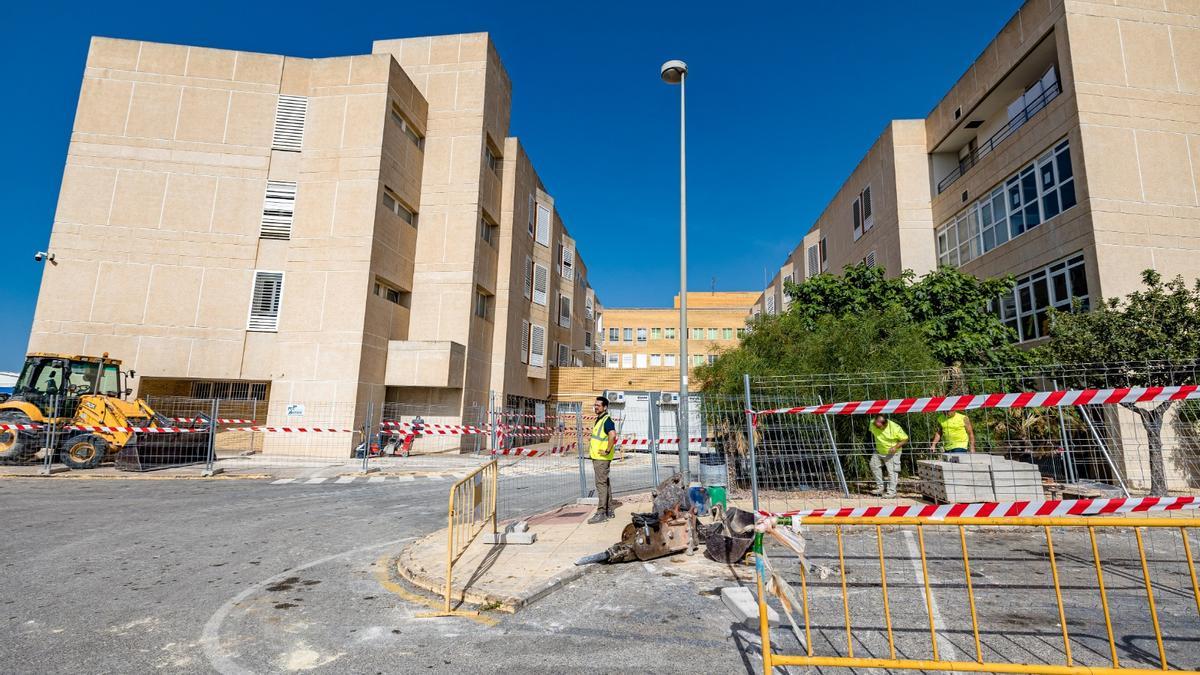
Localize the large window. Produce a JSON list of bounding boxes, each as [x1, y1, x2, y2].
[[608, 327, 619, 342], [707, 328, 718, 340], [664, 353, 676, 367], [665, 327, 676, 340], [689, 327, 704, 340], [938, 140, 1076, 267], [722, 328, 734, 340], [383, 189, 417, 227], [636, 328, 647, 343], [389, 104, 424, 150], [996, 253, 1090, 342], [607, 353, 619, 369], [623, 328, 633, 342], [651, 328, 662, 340]]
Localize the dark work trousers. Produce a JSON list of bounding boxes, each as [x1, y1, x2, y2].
[[592, 458, 612, 514]]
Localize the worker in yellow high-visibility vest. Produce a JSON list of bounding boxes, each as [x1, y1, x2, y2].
[[931, 410, 975, 454], [587, 395, 618, 524], [869, 414, 908, 498]]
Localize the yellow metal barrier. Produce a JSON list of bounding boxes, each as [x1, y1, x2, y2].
[[756, 516, 1200, 675], [424, 459, 497, 617]]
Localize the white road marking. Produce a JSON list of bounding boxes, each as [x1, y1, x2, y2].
[[903, 530, 958, 663], [305, 477, 328, 484], [367, 476, 386, 483], [395, 475, 415, 482], [334, 476, 355, 484], [271, 479, 295, 485], [200, 537, 413, 675]]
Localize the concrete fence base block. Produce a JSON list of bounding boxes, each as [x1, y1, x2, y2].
[[483, 531, 537, 545], [721, 586, 779, 627], [358, 467, 380, 475], [201, 467, 225, 477], [38, 465, 69, 476], [577, 497, 599, 506], [513, 521, 529, 533]]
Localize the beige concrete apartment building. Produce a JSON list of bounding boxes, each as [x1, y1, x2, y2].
[[601, 292, 757, 370], [754, 0, 1200, 348], [28, 33, 602, 428]]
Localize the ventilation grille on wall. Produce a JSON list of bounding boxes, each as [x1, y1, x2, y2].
[[260, 181, 297, 240], [272, 95, 308, 152]]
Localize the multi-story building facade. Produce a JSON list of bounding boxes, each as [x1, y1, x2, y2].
[[28, 33, 601, 428], [754, 0, 1200, 347], [601, 292, 757, 370]]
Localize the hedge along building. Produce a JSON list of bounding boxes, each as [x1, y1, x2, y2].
[[751, 0, 1200, 490], [27, 33, 602, 441]]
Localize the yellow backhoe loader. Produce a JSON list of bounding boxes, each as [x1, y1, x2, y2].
[[0, 353, 210, 469]]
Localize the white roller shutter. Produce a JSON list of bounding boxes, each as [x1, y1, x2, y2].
[[559, 295, 571, 328], [247, 271, 284, 332], [260, 181, 297, 240], [806, 245, 819, 279], [533, 264, 549, 306], [520, 319, 530, 364], [561, 243, 575, 281], [558, 343, 570, 367], [523, 256, 533, 299], [535, 204, 551, 246], [272, 95, 307, 152], [530, 324, 546, 367]]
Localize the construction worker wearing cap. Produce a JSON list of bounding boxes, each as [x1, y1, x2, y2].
[[869, 414, 908, 498], [931, 411, 975, 455], [587, 395, 618, 524]]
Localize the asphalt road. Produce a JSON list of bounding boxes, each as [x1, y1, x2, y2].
[[3, 474, 1198, 674]]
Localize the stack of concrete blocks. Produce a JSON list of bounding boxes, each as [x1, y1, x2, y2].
[[917, 459, 995, 503], [947, 453, 1045, 501]]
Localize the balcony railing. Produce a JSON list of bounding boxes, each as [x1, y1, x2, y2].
[[936, 79, 1061, 195]]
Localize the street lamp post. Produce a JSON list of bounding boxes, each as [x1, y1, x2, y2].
[[661, 59, 690, 482]]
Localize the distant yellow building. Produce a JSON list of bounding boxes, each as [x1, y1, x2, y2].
[[600, 292, 757, 370]]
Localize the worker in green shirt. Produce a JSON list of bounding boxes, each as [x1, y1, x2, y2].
[[868, 414, 908, 498], [931, 411, 975, 454]]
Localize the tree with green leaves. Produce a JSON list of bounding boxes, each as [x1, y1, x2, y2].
[[1047, 270, 1200, 496]]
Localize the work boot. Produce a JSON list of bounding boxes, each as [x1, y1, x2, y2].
[[587, 512, 608, 525]]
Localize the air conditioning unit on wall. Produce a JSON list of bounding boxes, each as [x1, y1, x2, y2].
[[605, 390, 626, 404], [659, 392, 680, 405]]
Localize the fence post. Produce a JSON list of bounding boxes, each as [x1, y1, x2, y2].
[[817, 395, 850, 496], [649, 393, 660, 486], [1054, 379, 1078, 484], [742, 374, 759, 512], [40, 394, 60, 475], [577, 411, 588, 499], [361, 401, 374, 473], [1080, 406, 1130, 497], [488, 390, 498, 456], [202, 398, 219, 476]]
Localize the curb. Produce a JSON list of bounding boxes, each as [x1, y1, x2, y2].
[[0, 472, 273, 480], [393, 530, 591, 613]]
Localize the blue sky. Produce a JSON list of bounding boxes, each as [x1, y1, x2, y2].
[[1, 0, 1023, 369]]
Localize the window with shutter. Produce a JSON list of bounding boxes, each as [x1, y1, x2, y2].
[[819, 237, 828, 271], [535, 204, 551, 246], [585, 292, 594, 319], [529, 324, 546, 367], [865, 250, 877, 268], [584, 331, 592, 348], [806, 245, 819, 279], [862, 185, 874, 230], [782, 274, 793, 308], [533, 264, 549, 306], [561, 244, 575, 281], [559, 295, 571, 327], [260, 181, 297, 240], [520, 320, 530, 364], [272, 95, 307, 152], [852, 197, 863, 241], [558, 343, 570, 366], [248, 271, 284, 332], [523, 256, 533, 299], [765, 295, 776, 315], [527, 195, 535, 237]]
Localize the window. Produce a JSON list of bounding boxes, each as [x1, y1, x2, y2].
[[585, 293, 594, 319], [260, 181, 297, 240], [484, 143, 502, 175], [621, 353, 633, 369], [559, 295, 571, 328], [692, 355, 705, 366], [819, 237, 828, 271], [474, 288, 491, 320], [584, 331, 592, 348], [523, 256, 533, 299], [861, 186, 873, 230], [635, 354, 647, 369], [623, 328, 633, 342], [707, 355, 718, 365], [996, 253, 1089, 343], [651, 328, 662, 340], [863, 251, 876, 268], [938, 140, 1075, 268], [272, 95, 307, 152], [535, 203, 551, 247], [389, 104, 424, 150], [722, 328, 733, 340], [558, 343, 571, 367], [806, 244, 819, 279], [765, 295, 776, 315], [650, 353, 662, 367], [852, 197, 862, 241], [665, 327, 676, 340], [529, 324, 546, 367], [690, 328, 703, 340], [248, 271, 284, 332], [561, 243, 575, 281], [664, 353, 677, 367], [607, 353, 619, 369], [373, 280, 410, 307], [637, 328, 647, 343], [707, 328, 718, 340], [480, 212, 498, 245], [737, 328, 747, 339], [520, 320, 530, 364], [527, 194, 536, 237], [533, 264, 549, 306], [383, 188, 417, 226], [609, 327, 620, 342]]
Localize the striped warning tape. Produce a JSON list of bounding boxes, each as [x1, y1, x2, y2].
[[616, 437, 712, 446], [170, 417, 255, 424], [491, 442, 577, 458], [758, 495, 1200, 519], [753, 384, 1200, 418], [0, 424, 207, 433], [380, 423, 487, 436]]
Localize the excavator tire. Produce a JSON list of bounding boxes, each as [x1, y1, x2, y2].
[[0, 412, 39, 462], [60, 433, 108, 469]]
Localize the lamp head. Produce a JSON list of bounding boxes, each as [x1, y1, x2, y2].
[[660, 60, 687, 84]]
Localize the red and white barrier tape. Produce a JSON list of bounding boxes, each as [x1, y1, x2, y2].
[[171, 417, 255, 424], [492, 442, 577, 458], [617, 437, 712, 446], [753, 384, 1200, 419], [759, 495, 1199, 519], [226, 426, 356, 433], [381, 423, 487, 436], [0, 423, 207, 433]]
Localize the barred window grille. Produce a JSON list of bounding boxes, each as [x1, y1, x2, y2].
[[260, 181, 297, 240], [190, 380, 268, 401], [530, 324, 546, 367], [248, 271, 284, 332], [533, 264, 549, 306], [272, 95, 307, 152]]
